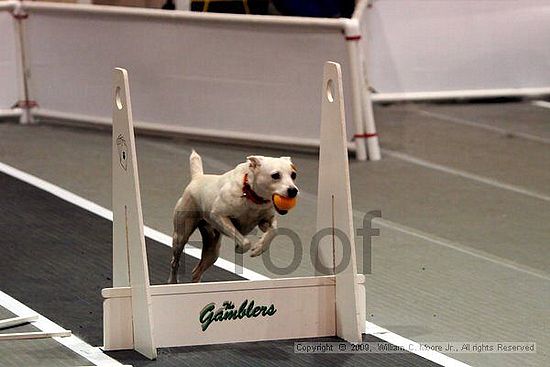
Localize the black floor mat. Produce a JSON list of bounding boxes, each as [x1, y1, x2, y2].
[[0, 172, 241, 346], [0, 172, 440, 366]]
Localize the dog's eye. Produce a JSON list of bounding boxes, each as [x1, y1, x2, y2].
[[271, 172, 281, 180], [291, 172, 297, 180]]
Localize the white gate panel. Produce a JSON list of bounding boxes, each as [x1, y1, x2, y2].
[[103, 277, 337, 349], [0, 6, 19, 112], [24, 5, 356, 146], [361, 0, 550, 97]]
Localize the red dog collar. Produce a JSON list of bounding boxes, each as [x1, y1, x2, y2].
[[242, 173, 270, 205]]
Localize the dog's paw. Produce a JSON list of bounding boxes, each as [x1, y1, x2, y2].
[[235, 238, 251, 254], [258, 221, 270, 233], [250, 244, 265, 257]]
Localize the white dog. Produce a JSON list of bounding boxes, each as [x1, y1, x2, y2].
[[168, 151, 299, 283]]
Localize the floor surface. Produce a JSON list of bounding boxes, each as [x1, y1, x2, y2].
[[0, 100, 548, 366]]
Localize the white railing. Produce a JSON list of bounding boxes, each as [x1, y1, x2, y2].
[[1, 1, 379, 160], [3, 1, 549, 159]]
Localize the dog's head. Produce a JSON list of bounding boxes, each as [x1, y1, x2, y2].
[[247, 155, 299, 215]]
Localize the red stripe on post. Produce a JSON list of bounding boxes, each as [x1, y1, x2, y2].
[[345, 35, 361, 41], [10, 11, 28, 20], [14, 100, 38, 109], [353, 133, 378, 139]]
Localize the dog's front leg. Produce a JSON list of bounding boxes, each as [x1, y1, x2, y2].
[[250, 217, 277, 257], [208, 214, 251, 253]]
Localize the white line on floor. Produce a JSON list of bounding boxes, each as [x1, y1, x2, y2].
[[0, 161, 267, 281], [415, 109, 550, 145], [0, 161, 468, 367], [297, 187, 550, 281], [382, 148, 550, 203], [365, 323, 471, 367], [531, 100, 550, 109], [0, 162, 113, 220], [0, 290, 124, 367], [373, 218, 550, 281]]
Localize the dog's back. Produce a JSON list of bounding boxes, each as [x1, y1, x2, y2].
[[189, 150, 203, 180]]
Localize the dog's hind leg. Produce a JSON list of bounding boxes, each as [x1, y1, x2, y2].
[[191, 223, 221, 283], [168, 194, 200, 284]]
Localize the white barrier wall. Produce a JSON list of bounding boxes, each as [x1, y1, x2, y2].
[[23, 4, 358, 149], [360, 0, 550, 100], [0, 5, 20, 113], [4, 1, 548, 156]]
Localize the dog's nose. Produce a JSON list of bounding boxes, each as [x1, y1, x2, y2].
[[287, 187, 298, 198]]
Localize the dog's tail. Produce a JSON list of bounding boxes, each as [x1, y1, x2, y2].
[[189, 149, 203, 180]]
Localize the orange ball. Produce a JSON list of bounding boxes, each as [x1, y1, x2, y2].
[[273, 194, 297, 211]]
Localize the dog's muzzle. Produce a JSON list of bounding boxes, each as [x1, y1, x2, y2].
[[287, 187, 298, 198]]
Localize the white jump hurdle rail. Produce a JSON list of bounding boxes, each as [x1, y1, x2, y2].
[[102, 62, 366, 359], [0, 314, 72, 341]]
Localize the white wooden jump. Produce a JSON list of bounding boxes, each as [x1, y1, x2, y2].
[[102, 62, 366, 360]]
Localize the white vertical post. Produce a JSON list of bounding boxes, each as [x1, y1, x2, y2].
[[346, 31, 367, 161], [13, 2, 34, 124], [358, 35, 381, 161], [345, 18, 381, 161], [316, 62, 363, 343], [360, 85, 381, 161], [112, 68, 157, 360]]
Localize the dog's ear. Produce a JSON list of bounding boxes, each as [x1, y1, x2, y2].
[[281, 156, 297, 171], [247, 155, 263, 169]]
